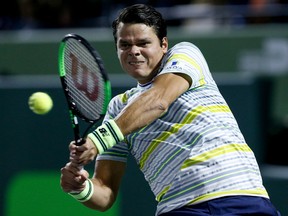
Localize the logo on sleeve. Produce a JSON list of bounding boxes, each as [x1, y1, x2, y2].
[[171, 61, 178, 66], [165, 60, 183, 71]]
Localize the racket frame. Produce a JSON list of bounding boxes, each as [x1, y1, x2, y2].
[[58, 33, 111, 145]]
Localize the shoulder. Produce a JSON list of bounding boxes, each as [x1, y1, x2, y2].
[[163, 42, 203, 62], [105, 86, 146, 119], [169, 41, 200, 52], [160, 41, 203, 67], [108, 86, 143, 109]]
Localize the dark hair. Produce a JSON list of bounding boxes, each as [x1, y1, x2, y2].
[[112, 4, 167, 44]]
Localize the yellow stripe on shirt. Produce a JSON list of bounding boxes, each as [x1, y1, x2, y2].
[[139, 105, 231, 170], [181, 143, 253, 170], [168, 54, 205, 85]]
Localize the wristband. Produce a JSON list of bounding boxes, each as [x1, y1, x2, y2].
[[69, 179, 94, 202], [87, 119, 124, 154]]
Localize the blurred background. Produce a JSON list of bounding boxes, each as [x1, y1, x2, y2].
[[1, 0, 288, 215]]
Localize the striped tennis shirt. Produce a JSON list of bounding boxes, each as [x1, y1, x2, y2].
[[97, 42, 269, 215]]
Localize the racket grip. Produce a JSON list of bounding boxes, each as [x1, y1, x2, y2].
[[73, 138, 84, 170], [69, 165, 85, 194], [75, 139, 84, 170], [71, 161, 83, 171], [75, 137, 85, 146]]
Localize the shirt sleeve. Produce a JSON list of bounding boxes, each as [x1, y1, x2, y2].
[[159, 42, 214, 89]]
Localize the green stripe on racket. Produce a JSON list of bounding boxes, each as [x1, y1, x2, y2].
[[58, 33, 111, 147]]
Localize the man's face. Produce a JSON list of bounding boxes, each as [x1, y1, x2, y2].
[[116, 22, 168, 84]]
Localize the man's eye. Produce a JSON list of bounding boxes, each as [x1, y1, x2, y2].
[[139, 42, 148, 47], [120, 44, 130, 49]]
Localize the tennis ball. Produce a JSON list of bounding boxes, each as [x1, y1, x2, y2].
[[28, 92, 53, 115]]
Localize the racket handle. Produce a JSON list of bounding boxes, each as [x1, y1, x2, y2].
[[74, 137, 85, 170], [71, 161, 83, 171], [75, 137, 85, 146], [74, 139, 84, 170], [69, 164, 84, 194]]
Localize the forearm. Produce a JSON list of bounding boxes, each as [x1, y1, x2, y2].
[[68, 160, 125, 211], [70, 177, 116, 212], [86, 84, 168, 155], [87, 73, 189, 154], [114, 87, 167, 135], [82, 178, 116, 212], [115, 73, 190, 135]]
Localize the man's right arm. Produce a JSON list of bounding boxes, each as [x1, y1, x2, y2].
[[60, 160, 126, 212]]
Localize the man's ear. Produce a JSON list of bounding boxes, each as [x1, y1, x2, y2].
[[161, 37, 168, 53]]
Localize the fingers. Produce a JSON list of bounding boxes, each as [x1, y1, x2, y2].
[[69, 139, 98, 166], [62, 140, 95, 193], [60, 162, 89, 193], [69, 141, 77, 151]]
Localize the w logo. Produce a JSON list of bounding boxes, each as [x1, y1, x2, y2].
[[70, 53, 98, 101]]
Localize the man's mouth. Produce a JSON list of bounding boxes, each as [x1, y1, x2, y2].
[[129, 61, 144, 65]]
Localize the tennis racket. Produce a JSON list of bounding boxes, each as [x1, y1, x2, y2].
[[58, 33, 111, 149]]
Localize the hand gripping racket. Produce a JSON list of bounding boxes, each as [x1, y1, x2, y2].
[[58, 33, 111, 149]]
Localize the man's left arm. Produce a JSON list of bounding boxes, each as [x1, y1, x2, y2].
[[115, 73, 190, 135]]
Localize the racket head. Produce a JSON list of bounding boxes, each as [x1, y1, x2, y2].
[[58, 33, 111, 123]]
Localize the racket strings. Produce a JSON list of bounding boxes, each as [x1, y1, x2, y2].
[[64, 39, 106, 121]]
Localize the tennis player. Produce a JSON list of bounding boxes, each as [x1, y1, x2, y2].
[[60, 4, 281, 216]]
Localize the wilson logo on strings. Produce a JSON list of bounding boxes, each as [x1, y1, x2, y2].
[[70, 53, 99, 101]]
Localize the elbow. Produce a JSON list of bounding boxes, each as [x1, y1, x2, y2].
[[85, 199, 115, 212], [84, 192, 116, 212], [95, 195, 116, 212], [157, 99, 169, 114], [97, 206, 111, 212], [99, 199, 116, 212]]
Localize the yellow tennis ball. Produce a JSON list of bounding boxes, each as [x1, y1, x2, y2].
[[28, 92, 53, 115]]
